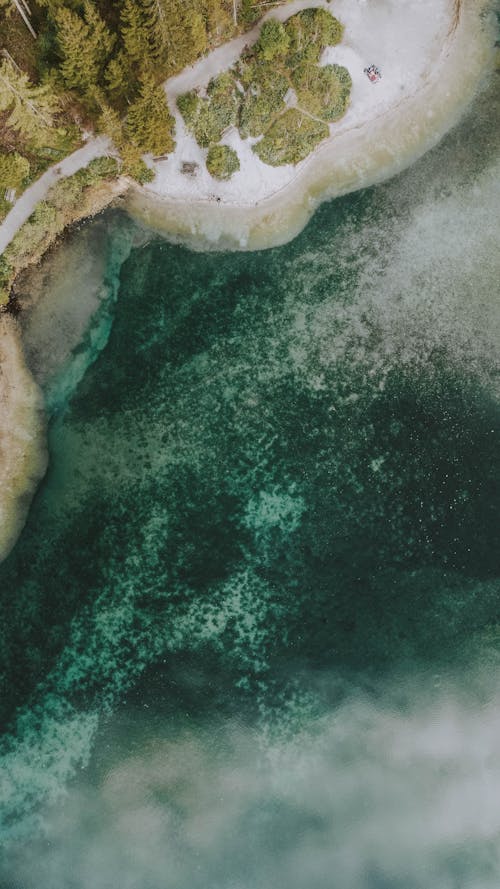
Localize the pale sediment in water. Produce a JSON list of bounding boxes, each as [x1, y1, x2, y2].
[[0, 317, 47, 563], [16, 214, 137, 413], [0, 216, 136, 565], [125, 0, 496, 251]]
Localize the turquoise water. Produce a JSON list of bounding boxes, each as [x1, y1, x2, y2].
[[1, 76, 500, 887]]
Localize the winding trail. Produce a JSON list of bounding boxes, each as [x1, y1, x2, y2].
[[0, 136, 112, 256]]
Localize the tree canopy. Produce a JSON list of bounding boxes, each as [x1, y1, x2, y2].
[[0, 57, 59, 145], [126, 73, 175, 155], [0, 0, 297, 184]]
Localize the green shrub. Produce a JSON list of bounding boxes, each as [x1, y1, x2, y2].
[[204, 72, 240, 135], [47, 157, 120, 210], [80, 156, 120, 183], [193, 102, 224, 147], [0, 255, 13, 289], [207, 71, 236, 101], [285, 8, 344, 68], [255, 19, 290, 62], [253, 109, 328, 166], [178, 74, 239, 147], [0, 194, 11, 222], [5, 201, 60, 268], [206, 144, 240, 180], [177, 90, 201, 129], [292, 63, 351, 121], [130, 159, 155, 184], [120, 143, 155, 182], [0, 151, 30, 190], [241, 61, 289, 98], [0, 255, 13, 305], [239, 93, 280, 139], [238, 0, 261, 26], [47, 173, 84, 210]]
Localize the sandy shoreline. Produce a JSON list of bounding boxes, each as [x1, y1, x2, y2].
[[0, 317, 47, 564], [126, 0, 496, 250], [0, 180, 128, 564]]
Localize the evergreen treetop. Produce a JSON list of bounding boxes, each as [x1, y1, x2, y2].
[[0, 57, 59, 145]]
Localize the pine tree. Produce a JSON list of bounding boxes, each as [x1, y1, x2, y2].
[[120, 0, 150, 64], [54, 7, 96, 90], [98, 103, 125, 150], [82, 1, 115, 60], [202, 0, 232, 43], [126, 73, 175, 155], [161, 0, 207, 70], [0, 58, 59, 145], [55, 1, 115, 92], [141, 0, 171, 60], [188, 11, 208, 58], [104, 52, 131, 102]]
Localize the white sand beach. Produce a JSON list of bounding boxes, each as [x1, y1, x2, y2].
[[127, 0, 496, 249], [144, 0, 453, 205]]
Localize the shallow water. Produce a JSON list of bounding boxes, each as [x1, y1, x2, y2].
[[1, 57, 500, 889]]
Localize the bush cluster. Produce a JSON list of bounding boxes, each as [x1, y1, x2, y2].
[[0, 152, 31, 191], [177, 7, 351, 170], [253, 109, 329, 166], [285, 7, 344, 68], [291, 63, 352, 122], [255, 19, 290, 62], [238, 67, 288, 138], [4, 158, 122, 280], [206, 144, 240, 180], [0, 256, 14, 307], [178, 72, 239, 148]]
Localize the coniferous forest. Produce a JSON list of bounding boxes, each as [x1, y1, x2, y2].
[[0, 0, 278, 197]]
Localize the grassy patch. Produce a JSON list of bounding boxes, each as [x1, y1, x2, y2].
[[46, 157, 120, 210], [206, 144, 240, 180], [253, 109, 328, 166], [4, 200, 59, 269], [0, 194, 12, 223], [0, 255, 14, 307]]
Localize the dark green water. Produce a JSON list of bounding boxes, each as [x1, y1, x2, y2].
[[1, 77, 500, 888]]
